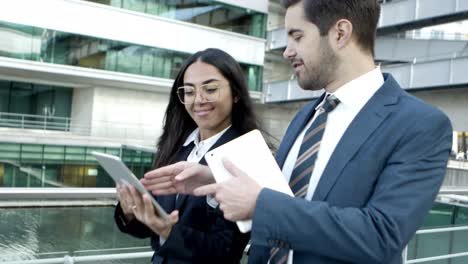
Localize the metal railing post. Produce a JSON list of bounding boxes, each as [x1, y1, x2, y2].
[[402, 246, 408, 264], [66, 118, 70, 132], [64, 255, 74, 264]]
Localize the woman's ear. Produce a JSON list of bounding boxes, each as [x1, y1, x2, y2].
[[234, 96, 240, 103]]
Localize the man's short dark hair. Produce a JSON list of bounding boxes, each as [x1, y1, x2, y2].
[[282, 0, 381, 56]]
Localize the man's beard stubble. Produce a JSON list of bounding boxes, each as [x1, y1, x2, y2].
[[297, 39, 338, 91]]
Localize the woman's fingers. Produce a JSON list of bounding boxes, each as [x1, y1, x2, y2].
[[117, 184, 136, 215], [167, 210, 179, 225], [144, 162, 186, 180], [128, 186, 144, 216], [141, 194, 177, 229], [143, 178, 175, 191], [141, 176, 173, 186]]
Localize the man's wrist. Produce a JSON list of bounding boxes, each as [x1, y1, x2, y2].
[[248, 186, 263, 218]]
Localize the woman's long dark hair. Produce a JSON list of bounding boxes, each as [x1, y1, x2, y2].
[[153, 48, 261, 169]]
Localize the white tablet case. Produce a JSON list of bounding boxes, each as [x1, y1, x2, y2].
[[205, 129, 293, 233], [92, 152, 168, 219]]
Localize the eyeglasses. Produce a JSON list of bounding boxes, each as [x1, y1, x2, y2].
[[177, 83, 221, 104]]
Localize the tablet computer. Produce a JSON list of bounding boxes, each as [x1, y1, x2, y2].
[[92, 151, 168, 219], [205, 129, 293, 233]]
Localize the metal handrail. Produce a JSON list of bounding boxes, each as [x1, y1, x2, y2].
[[415, 225, 468, 235], [407, 252, 468, 264], [1, 252, 154, 264], [404, 225, 468, 264], [0, 112, 71, 120]]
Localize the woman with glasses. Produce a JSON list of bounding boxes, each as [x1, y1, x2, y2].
[[114, 48, 259, 264]]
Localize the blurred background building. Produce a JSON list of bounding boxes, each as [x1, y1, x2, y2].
[[263, 0, 468, 146], [0, 0, 267, 187]]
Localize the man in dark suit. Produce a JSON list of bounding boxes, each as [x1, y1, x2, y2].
[[145, 0, 453, 263]]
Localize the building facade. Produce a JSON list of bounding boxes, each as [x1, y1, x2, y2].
[[0, 0, 268, 188]]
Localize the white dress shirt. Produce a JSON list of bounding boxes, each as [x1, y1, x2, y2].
[[160, 125, 231, 245], [183, 126, 231, 163], [184, 127, 231, 210], [280, 67, 384, 263]]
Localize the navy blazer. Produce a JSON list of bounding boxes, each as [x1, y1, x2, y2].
[[248, 74, 452, 264], [115, 127, 250, 264]]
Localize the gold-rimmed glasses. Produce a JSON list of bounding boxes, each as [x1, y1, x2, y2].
[[177, 83, 222, 104]]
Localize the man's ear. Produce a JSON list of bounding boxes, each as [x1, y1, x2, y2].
[[331, 19, 353, 50]]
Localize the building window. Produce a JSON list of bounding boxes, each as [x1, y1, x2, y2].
[[0, 143, 154, 188], [86, 0, 267, 38], [0, 80, 72, 130], [0, 21, 263, 92]]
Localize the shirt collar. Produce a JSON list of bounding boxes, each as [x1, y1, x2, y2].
[[322, 67, 384, 111], [183, 128, 199, 147], [183, 125, 232, 147]]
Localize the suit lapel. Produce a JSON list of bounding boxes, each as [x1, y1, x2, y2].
[[276, 94, 325, 168], [160, 194, 177, 213], [174, 194, 187, 211], [175, 194, 187, 210], [175, 127, 240, 210], [312, 74, 401, 201], [174, 142, 195, 210]]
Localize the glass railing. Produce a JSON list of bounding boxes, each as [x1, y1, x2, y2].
[[406, 201, 468, 263], [0, 112, 72, 132], [0, 21, 263, 92], [1, 201, 467, 263], [85, 0, 267, 38], [0, 111, 160, 144], [0, 206, 151, 263]]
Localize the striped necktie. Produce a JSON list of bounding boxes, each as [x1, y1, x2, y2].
[[269, 94, 340, 264]]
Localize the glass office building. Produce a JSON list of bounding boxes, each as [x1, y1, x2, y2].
[[0, 142, 153, 188], [86, 0, 267, 38], [0, 0, 267, 188], [0, 21, 263, 91]]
